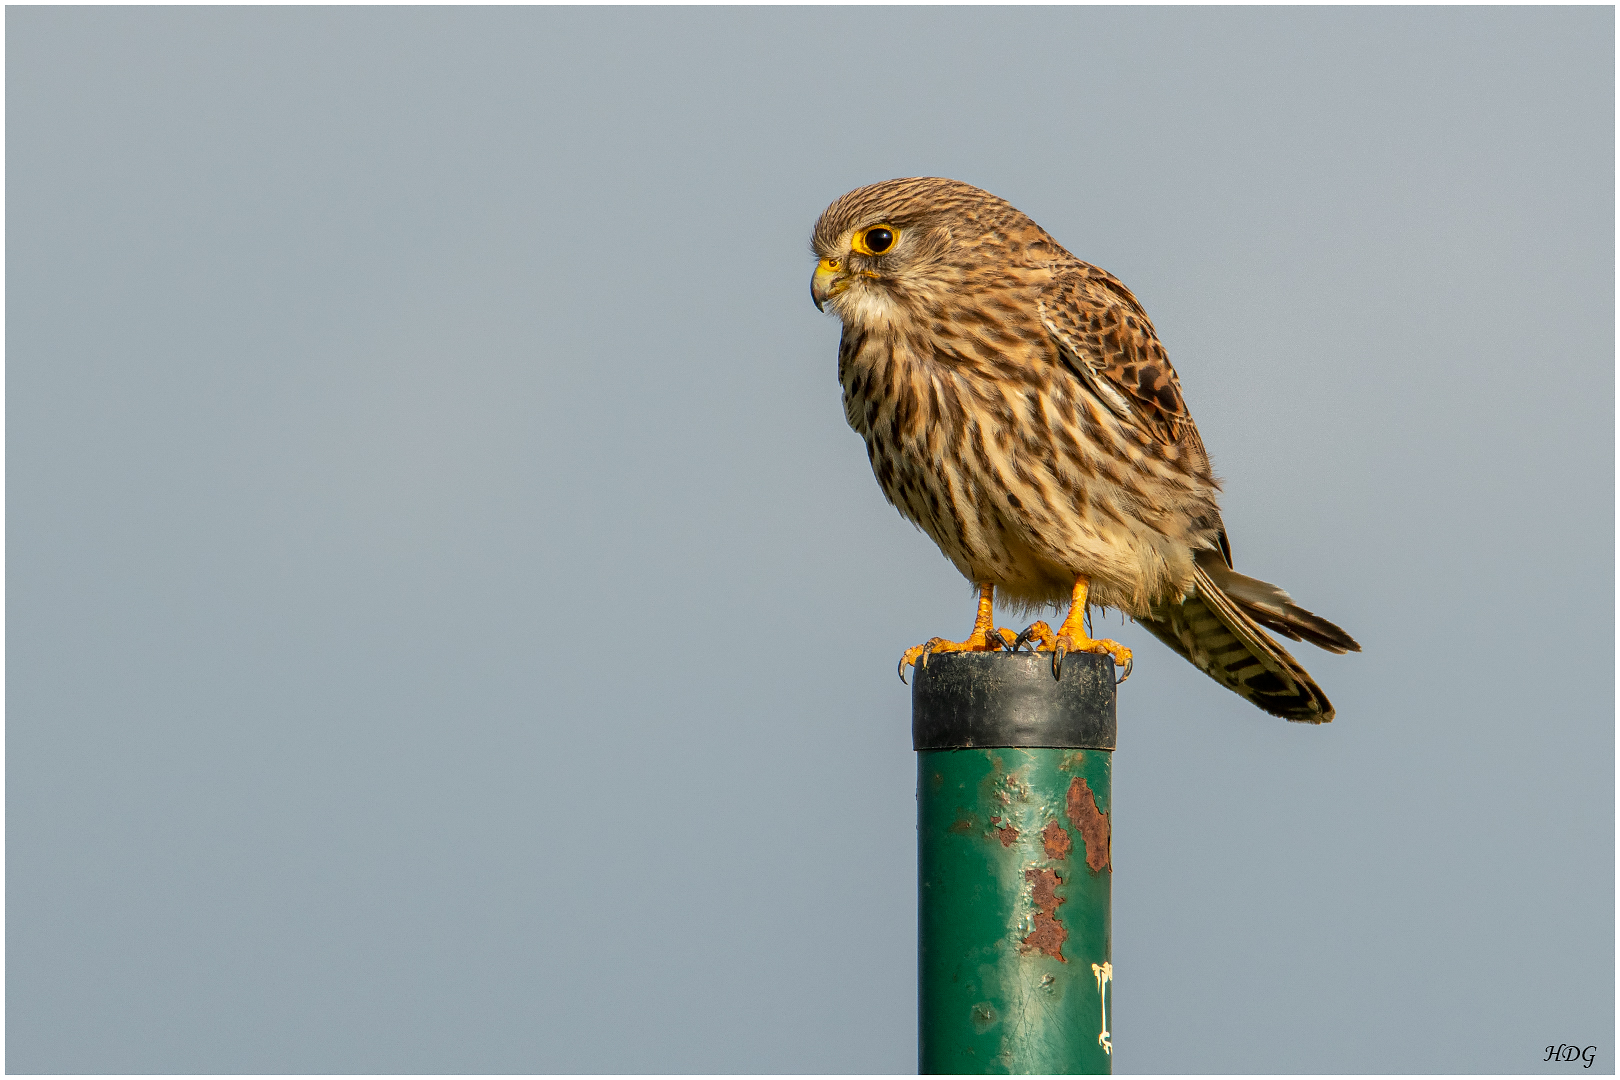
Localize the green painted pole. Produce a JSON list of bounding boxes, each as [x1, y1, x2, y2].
[[914, 652, 1116, 1075]]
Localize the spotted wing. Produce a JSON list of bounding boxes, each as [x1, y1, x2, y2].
[[1038, 264, 1191, 445]]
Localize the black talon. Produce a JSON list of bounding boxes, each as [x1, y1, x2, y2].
[[1013, 625, 1040, 653], [1052, 645, 1066, 680], [1116, 656, 1133, 685], [898, 656, 909, 684]]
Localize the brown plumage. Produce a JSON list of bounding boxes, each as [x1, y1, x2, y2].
[[809, 177, 1359, 722]]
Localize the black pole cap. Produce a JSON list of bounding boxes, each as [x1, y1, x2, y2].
[[912, 651, 1117, 751]]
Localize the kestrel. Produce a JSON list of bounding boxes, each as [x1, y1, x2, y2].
[[810, 177, 1359, 722]]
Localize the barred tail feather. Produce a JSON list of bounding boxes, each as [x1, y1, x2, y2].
[[1194, 550, 1361, 654], [1139, 564, 1337, 723]]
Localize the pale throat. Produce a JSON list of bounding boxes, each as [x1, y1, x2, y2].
[[836, 272, 945, 336], [836, 281, 909, 333]]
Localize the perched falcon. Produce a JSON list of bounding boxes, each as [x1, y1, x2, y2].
[[810, 177, 1359, 722]]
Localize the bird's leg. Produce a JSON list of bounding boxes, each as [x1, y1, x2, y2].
[[1017, 575, 1133, 680], [898, 583, 1020, 682]]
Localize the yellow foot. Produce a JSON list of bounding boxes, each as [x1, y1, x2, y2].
[[899, 582, 1021, 683], [899, 625, 1019, 681], [1015, 620, 1134, 683]]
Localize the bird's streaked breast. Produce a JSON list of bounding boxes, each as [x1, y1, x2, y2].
[[837, 316, 1220, 615]]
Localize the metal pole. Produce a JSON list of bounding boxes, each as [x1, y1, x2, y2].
[[914, 651, 1116, 1075]]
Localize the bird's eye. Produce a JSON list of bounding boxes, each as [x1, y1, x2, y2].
[[853, 225, 897, 256]]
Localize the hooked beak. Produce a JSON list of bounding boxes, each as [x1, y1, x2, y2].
[[811, 258, 847, 312]]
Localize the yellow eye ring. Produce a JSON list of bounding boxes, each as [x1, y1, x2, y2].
[[851, 224, 899, 257]]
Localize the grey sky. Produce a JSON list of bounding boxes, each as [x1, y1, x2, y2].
[[7, 7, 1612, 1073]]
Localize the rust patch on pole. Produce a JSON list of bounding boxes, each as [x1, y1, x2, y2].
[[1041, 818, 1072, 860], [1021, 867, 1067, 961], [1066, 776, 1111, 873], [989, 816, 1019, 847]]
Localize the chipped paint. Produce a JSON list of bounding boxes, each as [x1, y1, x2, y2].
[[1000, 769, 1032, 805], [1091, 961, 1113, 1055], [1020, 867, 1067, 961], [1041, 818, 1072, 860], [1066, 776, 1111, 872], [919, 747, 1111, 1073]]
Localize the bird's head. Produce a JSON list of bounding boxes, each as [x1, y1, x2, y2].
[[809, 177, 1056, 331]]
